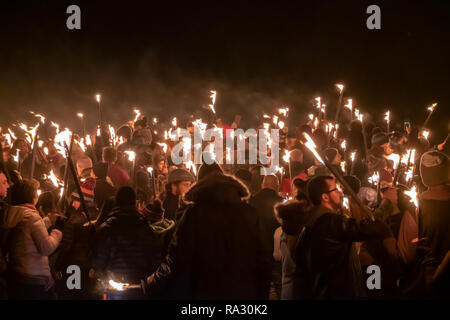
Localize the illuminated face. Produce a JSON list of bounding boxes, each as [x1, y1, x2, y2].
[[0, 173, 10, 198], [172, 181, 192, 196], [323, 179, 343, 211]]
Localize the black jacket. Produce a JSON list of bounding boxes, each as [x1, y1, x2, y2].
[[94, 178, 116, 210], [93, 205, 162, 283], [147, 173, 272, 299], [249, 188, 282, 256], [293, 205, 393, 299], [162, 192, 179, 221]]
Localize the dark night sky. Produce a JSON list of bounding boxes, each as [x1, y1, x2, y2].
[[0, 0, 449, 141]]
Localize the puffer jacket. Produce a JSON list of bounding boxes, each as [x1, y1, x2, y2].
[[2, 205, 62, 279], [93, 205, 162, 283], [146, 173, 272, 300]]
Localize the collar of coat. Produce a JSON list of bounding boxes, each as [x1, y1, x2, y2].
[[184, 172, 249, 204]]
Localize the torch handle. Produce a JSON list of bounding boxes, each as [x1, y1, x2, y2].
[[64, 143, 91, 224], [325, 160, 375, 221]]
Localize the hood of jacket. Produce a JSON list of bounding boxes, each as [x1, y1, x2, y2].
[[275, 199, 311, 235], [184, 172, 249, 204], [149, 219, 175, 235], [2, 205, 34, 229]]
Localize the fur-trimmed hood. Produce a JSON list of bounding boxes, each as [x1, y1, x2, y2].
[[184, 172, 249, 204], [275, 199, 311, 235]]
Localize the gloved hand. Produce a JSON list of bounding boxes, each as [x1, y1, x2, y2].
[[140, 274, 154, 296], [54, 215, 65, 232]]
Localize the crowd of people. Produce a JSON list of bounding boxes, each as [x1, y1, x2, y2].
[[0, 106, 448, 300]]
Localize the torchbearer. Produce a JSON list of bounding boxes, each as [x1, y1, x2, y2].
[[302, 132, 374, 220]]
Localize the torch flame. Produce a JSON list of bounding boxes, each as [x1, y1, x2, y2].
[[124, 150, 136, 162], [384, 111, 390, 122], [77, 113, 84, 118], [350, 151, 356, 162], [272, 115, 278, 126], [282, 150, 291, 164], [51, 121, 60, 134], [133, 109, 141, 123], [336, 84, 344, 93], [108, 280, 128, 291], [340, 161, 346, 173], [427, 103, 437, 112], [12, 149, 20, 163], [210, 90, 217, 106], [340, 140, 347, 151], [302, 133, 324, 165], [186, 160, 197, 176], [343, 197, 350, 210], [344, 99, 353, 111], [8, 128, 17, 140], [96, 94, 101, 103], [421, 130, 430, 140], [386, 153, 400, 170], [85, 135, 92, 146], [157, 142, 168, 154], [404, 185, 418, 208], [368, 172, 380, 184], [278, 107, 289, 117], [315, 97, 321, 109]]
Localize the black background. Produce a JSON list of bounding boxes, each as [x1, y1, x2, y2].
[[0, 0, 449, 142]]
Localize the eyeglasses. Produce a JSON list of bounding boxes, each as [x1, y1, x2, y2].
[[323, 188, 338, 194]]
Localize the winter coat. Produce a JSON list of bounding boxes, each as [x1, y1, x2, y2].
[[108, 162, 130, 189], [2, 205, 62, 279], [94, 178, 116, 210], [293, 205, 394, 299], [417, 186, 450, 287], [148, 219, 176, 259], [162, 192, 179, 222], [146, 173, 272, 299], [249, 188, 282, 256], [93, 205, 162, 283]]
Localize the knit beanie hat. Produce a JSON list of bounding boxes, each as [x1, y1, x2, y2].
[[168, 168, 195, 184], [371, 133, 389, 146], [323, 148, 339, 163], [420, 151, 450, 187]]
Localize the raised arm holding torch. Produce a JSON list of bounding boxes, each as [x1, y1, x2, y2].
[[302, 132, 374, 221]]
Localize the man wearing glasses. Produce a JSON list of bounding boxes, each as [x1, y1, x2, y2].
[[292, 175, 395, 299]]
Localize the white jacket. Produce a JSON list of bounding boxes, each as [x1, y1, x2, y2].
[[2, 205, 62, 279]]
